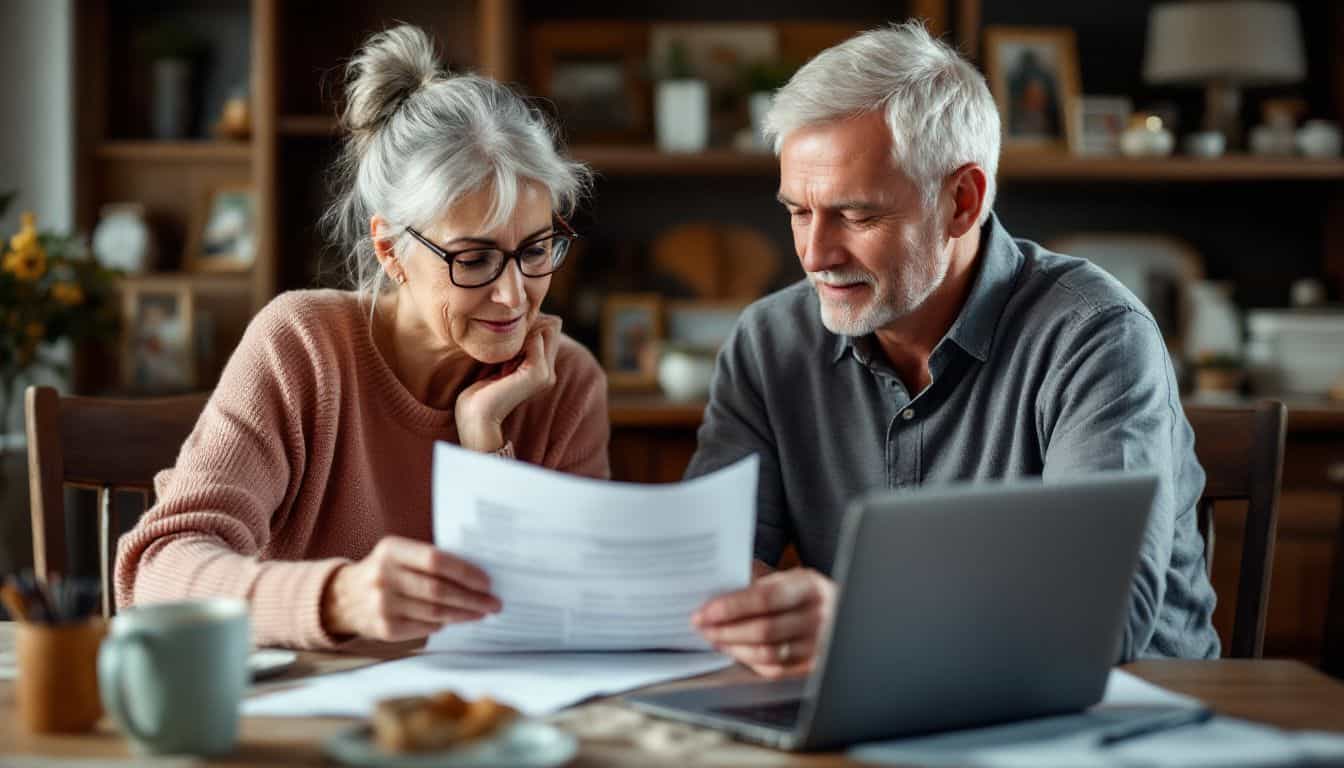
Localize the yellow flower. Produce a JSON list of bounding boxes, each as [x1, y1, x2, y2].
[[25, 322, 44, 340], [3, 247, 47, 281], [8, 212, 38, 253], [3, 211, 47, 281], [51, 281, 84, 306]]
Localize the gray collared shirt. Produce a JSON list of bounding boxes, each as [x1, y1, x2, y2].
[[685, 213, 1220, 661]]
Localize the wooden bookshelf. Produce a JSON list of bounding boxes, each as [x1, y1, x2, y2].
[[277, 115, 338, 137], [118, 272, 254, 298], [999, 153, 1344, 182], [609, 393, 706, 427], [571, 145, 778, 176], [566, 144, 1344, 181], [95, 141, 252, 163]]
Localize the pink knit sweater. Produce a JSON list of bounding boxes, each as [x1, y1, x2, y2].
[[114, 290, 609, 649]]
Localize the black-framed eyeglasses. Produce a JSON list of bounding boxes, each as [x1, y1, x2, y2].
[[403, 216, 579, 289]]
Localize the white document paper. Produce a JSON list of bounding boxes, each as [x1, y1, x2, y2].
[[1094, 668, 1202, 710], [426, 444, 758, 653], [242, 651, 733, 718], [848, 669, 1263, 768], [849, 716, 1344, 768]]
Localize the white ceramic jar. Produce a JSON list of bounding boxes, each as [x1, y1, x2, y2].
[[92, 203, 155, 274], [658, 347, 715, 401], [655, 79, 709, 153], [1296, 120, 1342, 158], [1120, 119, 1174, 157]]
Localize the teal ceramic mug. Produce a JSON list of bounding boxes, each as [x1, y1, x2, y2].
[[97, 598, 250, 755]]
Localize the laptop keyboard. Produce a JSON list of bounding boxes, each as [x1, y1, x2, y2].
[[714, 699, 803, 728]]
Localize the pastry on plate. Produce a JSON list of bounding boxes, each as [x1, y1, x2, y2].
[[372, 692, 519, 753]]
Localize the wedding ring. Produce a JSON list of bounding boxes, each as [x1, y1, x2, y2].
[[778, 641, 791, 663]]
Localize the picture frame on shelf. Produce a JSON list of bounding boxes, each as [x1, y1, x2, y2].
[[602, 293, 662, 390], [983, 27, 1081, 152], [186, 184, 256, 272], [529, 22, 651, 144], [1072, 96, 1132, 156], [664, 300, 749, 352], [121, 280, 196, 395]]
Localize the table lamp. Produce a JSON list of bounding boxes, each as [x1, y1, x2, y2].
[[1143, 1, 1305, 149]]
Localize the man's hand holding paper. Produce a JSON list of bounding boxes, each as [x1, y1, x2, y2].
[[692, 565, 837, 678]]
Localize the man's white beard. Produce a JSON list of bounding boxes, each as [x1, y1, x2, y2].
[[812, 224, 948, 336]]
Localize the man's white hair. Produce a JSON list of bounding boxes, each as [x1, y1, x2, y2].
[[764, 21, 1000, 221]]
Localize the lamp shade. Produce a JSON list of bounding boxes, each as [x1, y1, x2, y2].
[[1144, 1, 1306, 86]]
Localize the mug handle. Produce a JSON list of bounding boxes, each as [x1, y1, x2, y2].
[[97, 630, 161, 744]]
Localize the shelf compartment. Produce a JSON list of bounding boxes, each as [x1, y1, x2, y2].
[[278, 115, 339, 137]]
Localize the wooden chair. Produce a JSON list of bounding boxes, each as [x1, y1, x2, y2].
[[25, 385, 209, 618], [1186, 400, 1287, 659]]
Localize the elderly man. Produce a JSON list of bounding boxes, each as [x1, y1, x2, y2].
[[689, 22, 1218, 677]]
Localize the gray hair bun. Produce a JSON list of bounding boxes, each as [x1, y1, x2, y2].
[[341, 25, 440, 143], [323, 24, 591, 299]]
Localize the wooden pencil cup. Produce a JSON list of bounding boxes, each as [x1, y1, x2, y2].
[[16, 617, 108, 733]]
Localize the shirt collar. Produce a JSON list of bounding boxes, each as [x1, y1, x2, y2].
[[829, 212, 1024, 365]]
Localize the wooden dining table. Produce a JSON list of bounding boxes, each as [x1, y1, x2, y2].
[[3, 621, 1344, 767]]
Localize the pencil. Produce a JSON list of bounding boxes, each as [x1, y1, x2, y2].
[[1, 582, 30, 622]]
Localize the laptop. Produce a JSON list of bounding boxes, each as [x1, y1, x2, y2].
[[626, 473, 1158, 751]]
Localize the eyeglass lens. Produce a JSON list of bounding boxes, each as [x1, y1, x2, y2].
[[451, 234, 571, 287]]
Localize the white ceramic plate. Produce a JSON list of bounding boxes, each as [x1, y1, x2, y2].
[[324, 721, 578, 768], [248, 649, 298, 680]]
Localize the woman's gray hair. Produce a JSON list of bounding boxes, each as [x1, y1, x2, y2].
[[764, 21, 1000, 221], [323, 24, 592, 296]]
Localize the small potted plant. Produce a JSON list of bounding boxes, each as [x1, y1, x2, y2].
[[741, 58, 795, 152], [654, 41, 709, 153], [0, 194, 119, 448]]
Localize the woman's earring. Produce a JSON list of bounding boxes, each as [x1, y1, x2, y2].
[[394, 272, 407, 286]]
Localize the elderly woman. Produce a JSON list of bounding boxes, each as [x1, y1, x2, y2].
[[114, 25, 607, 649]]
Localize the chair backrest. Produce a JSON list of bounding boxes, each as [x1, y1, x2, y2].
[[1185, 400, 1287, 658], [25, 385, 209, 617]]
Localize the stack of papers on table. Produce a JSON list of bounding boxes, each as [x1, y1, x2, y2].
[[848, 669, 1344, 768], [243, 651, 734, 718]]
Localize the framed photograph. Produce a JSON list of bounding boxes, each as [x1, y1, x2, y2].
[[602, 293, 663, 390], [983, 27, 1081, 152], [1073, 96, 1133, 156], [186, 185, 256, 272], [530, 22, 651, 143], [665, 300, 748, 351], [122, 281, 196, 394]]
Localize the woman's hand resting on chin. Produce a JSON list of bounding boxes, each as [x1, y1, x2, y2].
[[454, 314, 562, 453]]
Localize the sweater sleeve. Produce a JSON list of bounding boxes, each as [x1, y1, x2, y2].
[[113, 296, 351, 649], [529, 337, 610, 480]]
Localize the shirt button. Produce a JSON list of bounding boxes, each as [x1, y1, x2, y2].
[[901, 408, 915, 421]]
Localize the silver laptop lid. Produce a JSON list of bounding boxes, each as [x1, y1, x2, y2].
[[795, 472, 1157, 750]]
